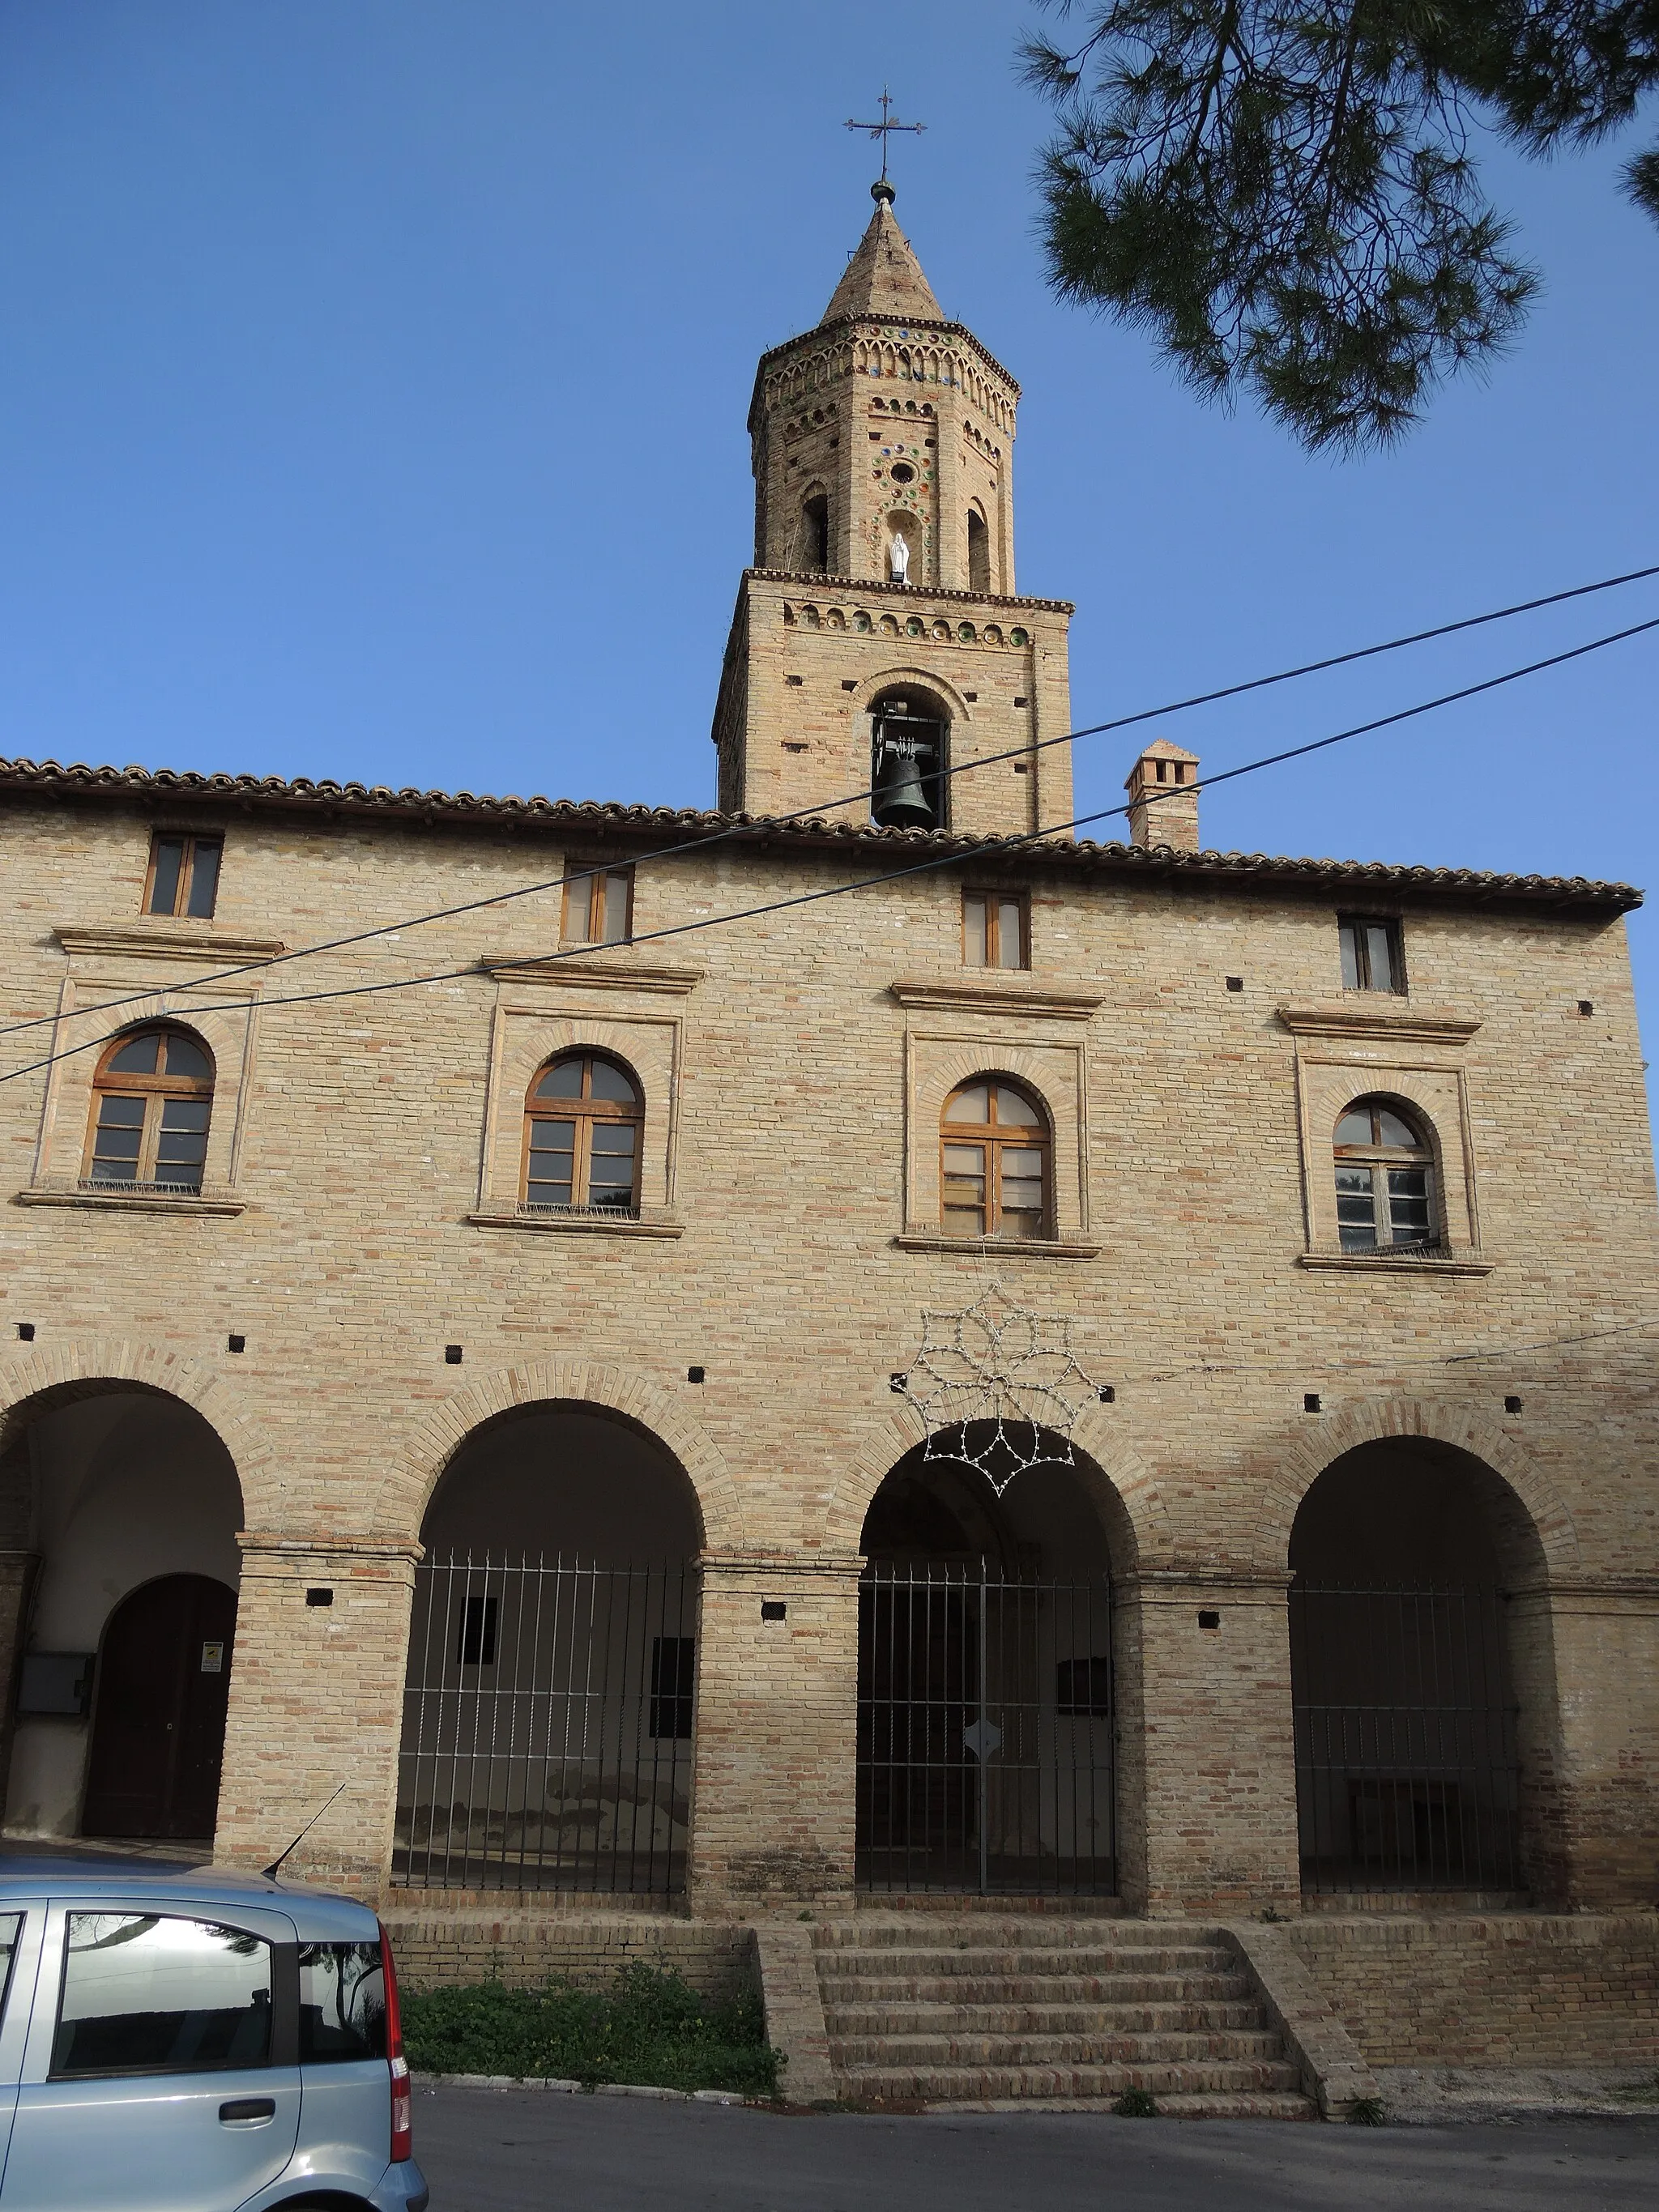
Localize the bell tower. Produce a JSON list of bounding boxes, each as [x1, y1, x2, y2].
[[711, 184, 1074, 839]]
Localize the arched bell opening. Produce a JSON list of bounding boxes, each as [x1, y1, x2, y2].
[[0, 1385, 243, 1848], [1289, 1438, 1557, 1901], [797, 486, 830, 574], [966, 504, 991, 593], [396, 1401, 702, 1899], [856, 1431, 1119, 1897], [868, 685, 949, 830]]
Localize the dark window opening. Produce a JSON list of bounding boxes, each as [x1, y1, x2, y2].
[[458, 1594, 498, 1667], [145, 834, 223, 920], [800, 492, 830, 573], [1055, 1656, 1112, 1716], [650, 1635, 695, 1740], [1339, 916, 1405, 994], [871, 694, 947, 829], [1334, 1097, 1438, 1253], [966, 508, 990, 593]]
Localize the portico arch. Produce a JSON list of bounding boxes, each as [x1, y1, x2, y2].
[[373, 1357, 744, 1552]]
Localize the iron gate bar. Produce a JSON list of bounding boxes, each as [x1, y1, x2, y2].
[[856, 1559, 1115, 1897], [395, 1554, 695, 1896], [1291, 1583, 1521, 1895]]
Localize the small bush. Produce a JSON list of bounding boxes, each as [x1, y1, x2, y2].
[[1112, 2088, 1159, 2117], [1346, 2094, 1387, 2125], [402, 1963, 781, 2098]]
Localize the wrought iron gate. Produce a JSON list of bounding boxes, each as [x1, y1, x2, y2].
[[856, 1562, 1115, 1895], [1291, 1583, 1521, 1894], [394, 1555, 694, 1895]]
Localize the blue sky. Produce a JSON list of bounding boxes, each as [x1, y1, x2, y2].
[[2, 2, 1655, 1053]]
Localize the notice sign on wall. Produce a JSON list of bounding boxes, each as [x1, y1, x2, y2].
[[200, 1641, 225, 1674]]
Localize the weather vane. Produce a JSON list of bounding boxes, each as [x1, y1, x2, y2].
[[845, 87, 926, 185]]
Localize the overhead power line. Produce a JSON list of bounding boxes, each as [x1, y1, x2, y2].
[[0, 557, 1653, 1051], [2, 607, 1654, 1093]]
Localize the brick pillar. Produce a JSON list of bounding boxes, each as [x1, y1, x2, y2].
[[0, 1550, 41, 1819], [214, 1536, 419, 1898], [1511, 1578, 1659, 1909], [1115, 1571, 1300, 1916], [688, 1549, 863, 1915]]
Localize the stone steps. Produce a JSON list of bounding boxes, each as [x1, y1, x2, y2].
[[820, 1973, 1257, 2005], [826, 2001, 1270, 2037], [813, 1916, 1317, 2119]]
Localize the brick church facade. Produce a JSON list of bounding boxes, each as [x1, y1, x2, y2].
[[1, 184, 1655, 1946]]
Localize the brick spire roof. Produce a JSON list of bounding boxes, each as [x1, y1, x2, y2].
[[820, 185, 944, 326]]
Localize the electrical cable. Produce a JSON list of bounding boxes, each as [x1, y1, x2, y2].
[[2, 557, 1654, 1048], [3, 610, 1659, 1093], [3, 607, 1655, 1093]]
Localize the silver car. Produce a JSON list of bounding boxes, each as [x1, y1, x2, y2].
[[0, 1854, 429, 2211]]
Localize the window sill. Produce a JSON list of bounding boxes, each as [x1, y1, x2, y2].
[[15, 1184, 245, 1217], [1298, 1247, 1493, 1276], [893, 1231, 1100, 1259], [467, 1208, 684, 1239]]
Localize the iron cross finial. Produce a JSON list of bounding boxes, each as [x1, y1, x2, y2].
[[844, 87, 926, 185]]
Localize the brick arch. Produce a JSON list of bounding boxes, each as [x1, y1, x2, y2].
[[0, 1339, 271, 1518], [1266, 1395, 1580, 1575], [847, 666, 975, 724], [825, 1402, 1174, 1577], [370, 1359, 744, 1551]]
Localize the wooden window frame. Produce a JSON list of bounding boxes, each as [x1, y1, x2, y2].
[[1337, 914, 1405, 995], [1333, 1097, 1439, 1253], [940, 1077, 1054, 1242], [143, 833, 223, 920], [962, 888, 1030, 971], [83, 1026, 215, 1191], [521, 1051, 644, 1214], [561, 866, 634, 946]]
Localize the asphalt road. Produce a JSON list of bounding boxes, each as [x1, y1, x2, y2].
[[413, 2083, 1659, 2212]]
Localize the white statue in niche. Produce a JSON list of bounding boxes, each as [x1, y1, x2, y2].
[[889, 530, 911, 584]]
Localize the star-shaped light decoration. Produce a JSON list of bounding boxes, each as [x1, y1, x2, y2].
[[890, 1285, 1104, 1495]]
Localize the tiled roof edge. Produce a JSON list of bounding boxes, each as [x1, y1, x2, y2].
[[0, 757, 1639, 910]]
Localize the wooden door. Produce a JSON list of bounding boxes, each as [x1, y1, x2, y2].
[[82, 1575, 237, 1839]]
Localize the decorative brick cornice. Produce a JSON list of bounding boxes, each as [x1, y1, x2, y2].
[[54, 922, 287, 962], [889, 978, 1102, 1021], [1277, 1003, 1482, 1046], [744, 567, 1073, 616]]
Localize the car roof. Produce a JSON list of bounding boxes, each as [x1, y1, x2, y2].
[[0, 1851, 380, 1939]]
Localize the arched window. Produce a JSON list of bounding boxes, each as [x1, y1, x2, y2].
[[1334, 1098, 1437, 1252], [966, 505, 990, 593], [84, 1025, 214, 1191], [941, 1078, 1051, 1240], [870, 688, 948, 830], [523, 1053, 642, 1213], [799, 489, 830, 573]]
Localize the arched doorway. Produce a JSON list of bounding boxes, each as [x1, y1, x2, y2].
[[83, 1575, 236, 1838], [1289, 1438, 1548, 1897], [857, 1435, 1117, 1895], [0, 1386, 244, 1847], [395, 1402, 703, 1897]]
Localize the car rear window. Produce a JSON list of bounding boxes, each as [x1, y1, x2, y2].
[[53, 1912, 272, 2077], [298, 1941, 386, 2062]]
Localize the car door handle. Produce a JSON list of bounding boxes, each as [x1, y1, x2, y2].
[[219, 2097, 276, 2125]]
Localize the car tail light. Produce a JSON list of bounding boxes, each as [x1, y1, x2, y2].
[[380, 1923, 412, 2163]]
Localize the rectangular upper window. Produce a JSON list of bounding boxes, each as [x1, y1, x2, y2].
[[1338, 915, 1404, 994], [144, 833, 222, 919], [963, 889, 1028, 971], [563, 866, 633, 946]]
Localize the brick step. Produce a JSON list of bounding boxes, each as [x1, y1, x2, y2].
[[927, 2091, 1318, 2121], [824, 2001, 1269, 2038], [836, 2060, 1307, 2102], [818, 1920, 1227, 1952], [818, 1947, 1237, 1979], [817, 1972, 1255, 2006], [830, 2030, 1289, 2068]]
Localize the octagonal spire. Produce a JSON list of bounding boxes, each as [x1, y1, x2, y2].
[[820, 183, 944, 326]]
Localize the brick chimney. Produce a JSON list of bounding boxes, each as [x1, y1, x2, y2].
[[1125, 740, 1201, 852]]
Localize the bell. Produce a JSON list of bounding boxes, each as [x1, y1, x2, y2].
[[872, 734, 936, 828]]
